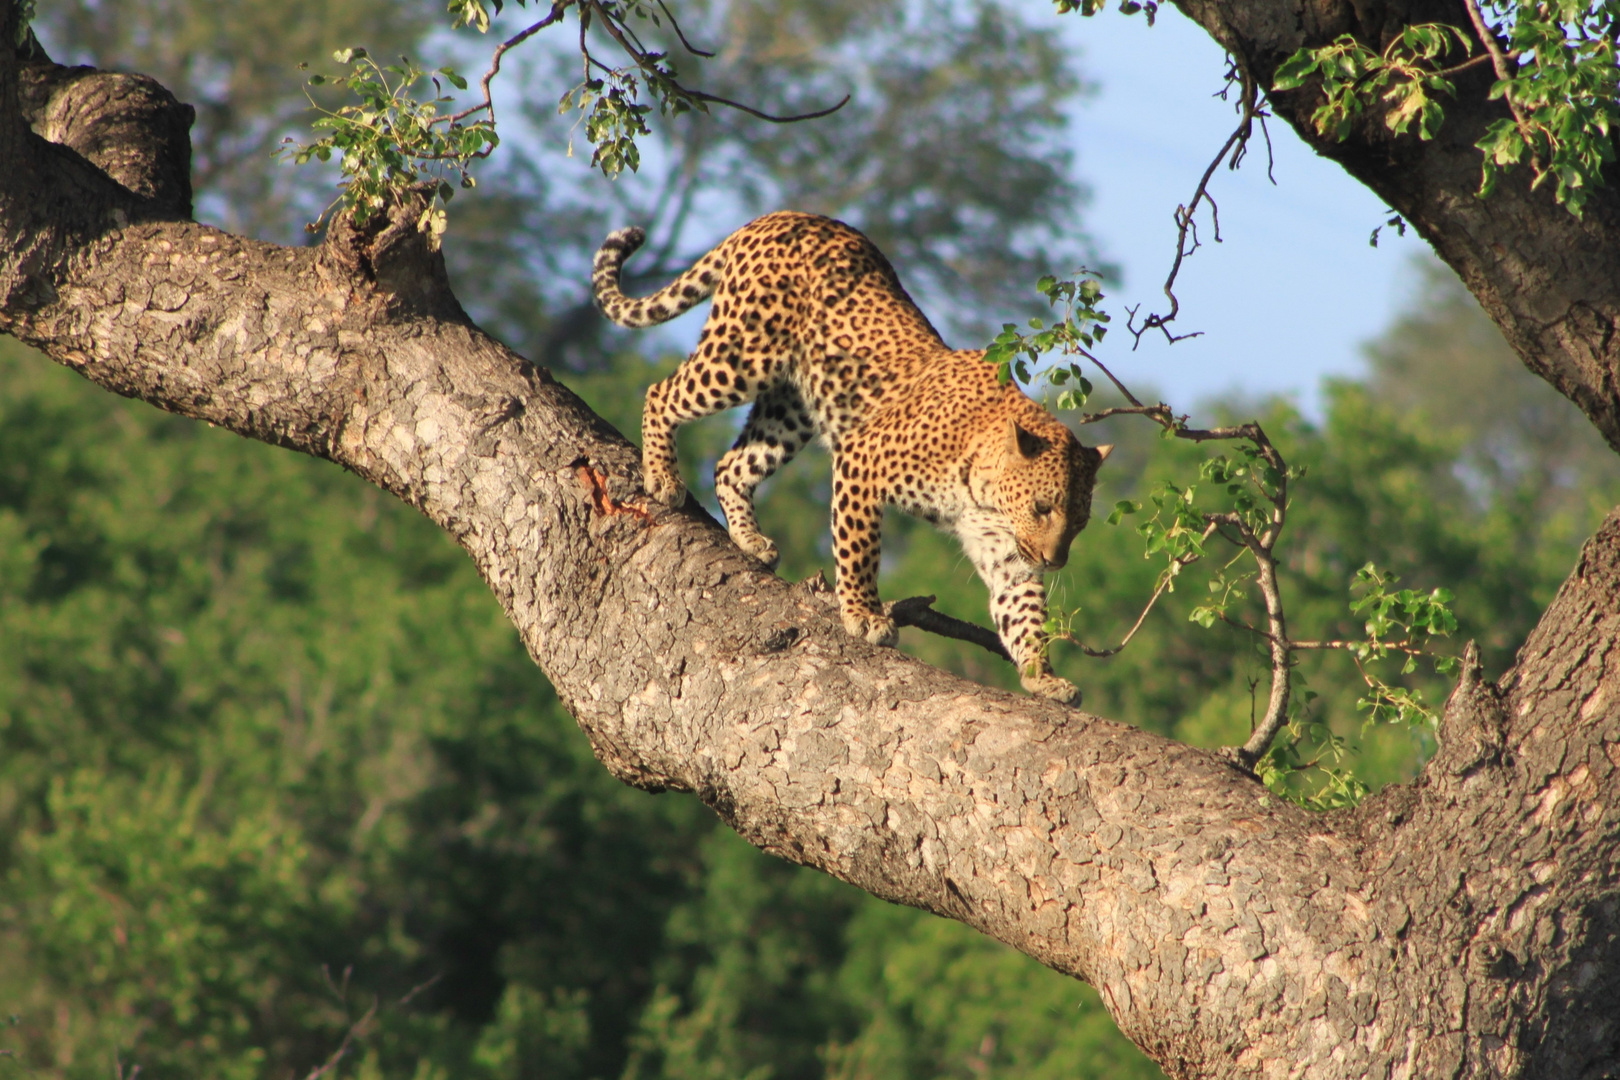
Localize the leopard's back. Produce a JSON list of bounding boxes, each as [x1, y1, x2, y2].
[[594, 212, 1109, 703], [594, 211, 947, 444]]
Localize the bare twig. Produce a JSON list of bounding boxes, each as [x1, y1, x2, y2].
[[305, 1002, 378, 1080], [1083, 354, 1146, 407], [1074, 403, 1170, 425], [886, 595, 1012, 663], [1436, 50, 1495, 77], [441, 2, 571, 135], [655, 0, 716, 58], [396, 972, 444, 1008], [585, 0, 850, 124], [303, 970, 442, 1080], [1126, 69, 1267, 347]]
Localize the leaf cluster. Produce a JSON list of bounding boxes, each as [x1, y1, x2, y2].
[[1273, 25, 1471, 141], [1475, 0, 1620, 214], [280, 49, 493, 231], [1346, 563, 1459, 723], [984, 271, 1108, 410], [1052, 0, 1159, 25], [1275, 0, 1620, 216]]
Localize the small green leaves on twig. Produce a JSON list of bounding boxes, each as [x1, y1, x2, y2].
[[1473, 8, 1620, 217], [559, 71, 653, 177], [1345, 562, 1458, 724], [992, 272, 1462, 804], [983, 271, 1109, 410], [279, 49, 495, 234], [283, 0, 849, 227], [1254, 684, 1372, 812], [448, 0, 502, 33]]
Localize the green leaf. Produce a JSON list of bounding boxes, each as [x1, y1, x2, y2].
[[1105, 499, 1140, 526]]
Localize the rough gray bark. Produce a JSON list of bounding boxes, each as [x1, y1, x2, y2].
[[2, 8, 1618, 1078]]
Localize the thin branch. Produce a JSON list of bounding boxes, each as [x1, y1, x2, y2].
[[304, 970, 442, 1080], [1074, 403, 1169, 425], [444, 2, 571, 132], [1224, 623, 1429, 657], [587, 0, 849, 124], [1460, 0, 1541, 170], [1462, 0, 1522, 91], [1079, 354, 1147, 408], [655, 0, 716, 57], [1058, 523, 1220, 658], [305, 1003, 376, 1080], [1236, 548, 1291, 765], [1126, 69, 1266, 348], [886, 595, 1012, 662], [1041, 350, 1294, 769], [684, 87, 852, 125], [1436, 50, 1495, 77]]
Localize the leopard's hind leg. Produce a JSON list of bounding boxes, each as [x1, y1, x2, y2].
[[714, 385, 813, 569], [641, 325, 752, 505]]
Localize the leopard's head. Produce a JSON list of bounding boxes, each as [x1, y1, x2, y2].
[[996, 417, 1112, 570]]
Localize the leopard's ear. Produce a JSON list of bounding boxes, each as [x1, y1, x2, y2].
[[1007, 418, 1048, 460], [1094, 443, 1114, 464]]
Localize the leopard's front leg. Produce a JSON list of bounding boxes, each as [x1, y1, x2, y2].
[[987, 573, 1080, 705], [958, 519, 1080, 704], [830, 458, 897, 647]]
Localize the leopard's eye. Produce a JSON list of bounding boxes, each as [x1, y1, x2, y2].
[[1033, 501, 1053, 517]]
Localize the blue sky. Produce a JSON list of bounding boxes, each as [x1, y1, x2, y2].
[[1057, 7, 1433, 415]]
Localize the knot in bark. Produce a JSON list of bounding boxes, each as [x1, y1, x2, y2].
[[18, 58, 195, 217], [319, 184, 469, 323]]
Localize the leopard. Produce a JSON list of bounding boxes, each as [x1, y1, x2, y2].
[[592, 210, 1111, 703]]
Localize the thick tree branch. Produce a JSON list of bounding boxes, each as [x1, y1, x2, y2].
[[4, 30, 1620, 1078]]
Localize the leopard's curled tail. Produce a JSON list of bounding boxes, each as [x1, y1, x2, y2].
[[592, 226, 728, 328]]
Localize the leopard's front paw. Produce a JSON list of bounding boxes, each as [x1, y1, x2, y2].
[[730, 529, 781, 570], [643, 465, 687, 507], [842, 609, 898, 647], [1021, 670, 1082, 706]]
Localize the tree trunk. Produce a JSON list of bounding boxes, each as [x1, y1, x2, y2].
[[1171, 0, 1620, 456], [2, 8, 1617, 1077]]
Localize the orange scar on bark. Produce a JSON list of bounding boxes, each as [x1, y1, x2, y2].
[[576, 464, 655, 522]]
